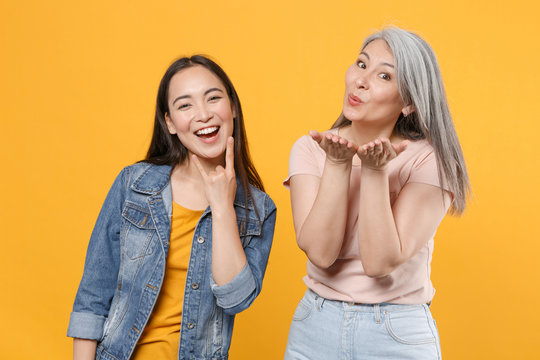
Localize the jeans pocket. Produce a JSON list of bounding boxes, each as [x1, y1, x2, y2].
[[292, 296, 313, 322], [384, 307, 437, 345]]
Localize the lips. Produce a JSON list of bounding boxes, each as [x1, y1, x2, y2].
[[348, 94, 363, 106], [195, 126, 219, 138]]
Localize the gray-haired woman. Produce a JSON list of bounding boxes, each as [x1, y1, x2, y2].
[[283, 27, 469, 359]]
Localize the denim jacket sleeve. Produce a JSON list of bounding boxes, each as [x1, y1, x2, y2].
[[210, 194, 277, 315], [67, 168, 128, 340]]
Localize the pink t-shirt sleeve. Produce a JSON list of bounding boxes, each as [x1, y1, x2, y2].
[[406, 148, 451, 194], [283, 135, 324, 189]]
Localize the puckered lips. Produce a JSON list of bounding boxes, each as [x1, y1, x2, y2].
[[194, 125, 220, 143], [348, 93, 363, 106]]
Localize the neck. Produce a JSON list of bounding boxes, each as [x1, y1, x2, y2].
[[342, 121, 400, 146], [177, 153, 225, 180]]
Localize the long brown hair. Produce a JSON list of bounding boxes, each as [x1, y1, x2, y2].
[[145, 55, 264, 217]]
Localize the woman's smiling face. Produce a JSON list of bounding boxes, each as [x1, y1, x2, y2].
[[165, 65, 234, 165], [343, 39, 408, 127]]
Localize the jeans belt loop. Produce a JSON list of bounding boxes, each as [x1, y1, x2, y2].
[[374, 304, 382, 324]]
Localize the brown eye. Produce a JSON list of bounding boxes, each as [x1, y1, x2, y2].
[[379, 73, 391, 81], [357, 60, 366, 69]]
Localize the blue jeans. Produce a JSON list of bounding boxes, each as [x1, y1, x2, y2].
[[284, 289, 441, 360]]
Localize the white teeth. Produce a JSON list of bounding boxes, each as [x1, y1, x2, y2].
[[196, 126, 218, 135]]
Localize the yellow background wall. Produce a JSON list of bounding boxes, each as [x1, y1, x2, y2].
[[1, 0, 539, 358]]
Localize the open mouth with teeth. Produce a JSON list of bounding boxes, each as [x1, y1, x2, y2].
[[195, 126, 220, 139]]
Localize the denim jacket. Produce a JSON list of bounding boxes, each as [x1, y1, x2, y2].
[[67, 163, 276, 360]]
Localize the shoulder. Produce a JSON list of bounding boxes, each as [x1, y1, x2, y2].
[[291, 134, 324, 156], [234, 181, 276, 221], [397, 139, 436, 167], [120, 162, 173, 194], [250, 185, 276, 212], [289, 134, 326, 168], [394, 139, 447, 189]]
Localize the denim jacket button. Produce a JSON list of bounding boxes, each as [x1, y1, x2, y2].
[[197, 236, 205, 244], [191, 283, 199, 290], [187, 321, 195, 329]]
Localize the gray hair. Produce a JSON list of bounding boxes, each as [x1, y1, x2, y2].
[[332, 27, 470, 214]]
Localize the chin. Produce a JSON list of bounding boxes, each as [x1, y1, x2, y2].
[[342, 108, 363, 122]]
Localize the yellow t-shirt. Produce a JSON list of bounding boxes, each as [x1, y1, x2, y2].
[[131, 202, 204, 359]]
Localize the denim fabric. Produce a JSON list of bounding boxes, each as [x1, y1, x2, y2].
[[284, 289, 441, 360], [67, 163, 276, 360]]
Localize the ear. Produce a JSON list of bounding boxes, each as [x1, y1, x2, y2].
[[164, 113, 177, 134], [401, 105, 415, 117]]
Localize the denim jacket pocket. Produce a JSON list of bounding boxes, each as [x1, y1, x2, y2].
[[121, 201, 158, 260], [237, 217, 262, 248]]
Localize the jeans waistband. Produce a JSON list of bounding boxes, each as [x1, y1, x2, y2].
[[305, 288, 429, 313]]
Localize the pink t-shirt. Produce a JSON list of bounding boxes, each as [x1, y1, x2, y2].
[[284, 131, 449, 304]]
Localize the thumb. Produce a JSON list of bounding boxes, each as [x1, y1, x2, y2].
[[393, 140, 409, 155], [191, 154, 207, 178], [309, 130, 323, 144]]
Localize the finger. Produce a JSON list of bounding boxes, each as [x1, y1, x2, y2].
[[381, 138, 396, 158], [225, 136, 235, 172], [309, 130, 323, 143], [359, 145, 369, 156], [215, 165, 225, 173], [347, 141, 359, 152], [365, 142, 375, 153], [192, 154, 208, 178], [373, 139, 383, 155]]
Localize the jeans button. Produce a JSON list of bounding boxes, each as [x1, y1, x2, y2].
[[191, 283, 199, 290], [197, 236, 205, 244], [187, 322, 195, 329]]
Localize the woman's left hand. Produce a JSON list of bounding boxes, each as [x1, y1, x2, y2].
[[192, 137, 237, 213], [357, 137, 409, 170]]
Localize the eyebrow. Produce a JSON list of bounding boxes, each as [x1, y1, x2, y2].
[[359, 51, 394, 68], [172, 87, 224, 105]]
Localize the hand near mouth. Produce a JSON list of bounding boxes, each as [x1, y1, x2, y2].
[[310, 130, 359, 166], [357, 137, 409, 170], [192, 136, 237, 215]]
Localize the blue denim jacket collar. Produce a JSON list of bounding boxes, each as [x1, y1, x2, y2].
[[131, 163, 256, 211]]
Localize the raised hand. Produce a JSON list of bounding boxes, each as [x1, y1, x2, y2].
[[310, 130, 358, 165], [192, 137, 237, 213], [357, 137, 409, 170]]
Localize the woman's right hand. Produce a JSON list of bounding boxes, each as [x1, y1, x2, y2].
[[309, 130, 358, 165]]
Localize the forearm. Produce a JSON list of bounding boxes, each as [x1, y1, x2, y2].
[[357, 168, 402, 277], [211, 205, 247, 285], [73, 338, 97, 360], [297, 161, 351, 268]]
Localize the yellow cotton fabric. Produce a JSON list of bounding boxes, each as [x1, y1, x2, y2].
[[131, 202, 203, 359]]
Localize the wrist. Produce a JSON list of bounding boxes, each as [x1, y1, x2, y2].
[[361, 166, 388, 177], [325, 157, 352, 169], [210, 203, 236, 219]]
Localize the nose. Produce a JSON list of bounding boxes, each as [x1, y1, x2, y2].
[[355, 73, 368, 89], [196, 104, 213, 122]]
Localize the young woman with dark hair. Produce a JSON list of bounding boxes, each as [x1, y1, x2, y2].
[[68, 55, 276, 360]]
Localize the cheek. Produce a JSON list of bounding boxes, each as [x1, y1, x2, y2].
[[344, 66, 356, 86], [170, 114, 192, 134], [215, 103, 234, 124], [374, 87, 402, 107]]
